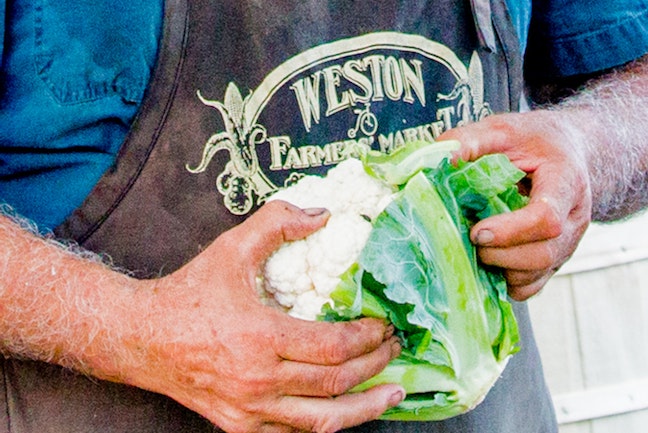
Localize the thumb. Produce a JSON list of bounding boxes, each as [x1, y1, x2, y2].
[[221, 200, 330, 269]]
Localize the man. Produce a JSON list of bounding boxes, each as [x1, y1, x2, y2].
[[0, 1, 646, 432]]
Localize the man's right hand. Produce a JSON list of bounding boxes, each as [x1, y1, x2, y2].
[[125, 201, 404, 433]]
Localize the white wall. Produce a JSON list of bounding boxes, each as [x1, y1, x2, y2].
[[529, 212, 648, 432]]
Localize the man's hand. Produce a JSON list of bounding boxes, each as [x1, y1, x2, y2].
[[127, 201, 404, 433], [436, 55, 648, 301], [438, 111, 592, 300], [0, 200, 402, 433]]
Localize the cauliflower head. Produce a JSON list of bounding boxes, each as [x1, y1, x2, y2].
[[260, 158, 394, 320]]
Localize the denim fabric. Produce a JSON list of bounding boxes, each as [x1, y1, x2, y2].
[[1, 0, 647, 230], [0, 0, 163, 230], [526, 0, 648, 78], [506, 0, 532, 54]]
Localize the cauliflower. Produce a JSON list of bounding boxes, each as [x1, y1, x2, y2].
[[260, 158, 395, 320], [256, 141, 526, 422]]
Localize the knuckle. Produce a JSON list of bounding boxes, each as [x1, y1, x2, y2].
[[483, 115, 516, 135], [216, 411, 262, 433], [535, 245, 558, 270], [509, 285, 536, 302], [537, 201, 563, 239], [509, 277, 549, 301], [322, 367, 356, 396], [504, 270, 533, 291], [263, 199, 300, 216], [239, 377, 275, 401], [320, 337, 350, 365], [366, 399, 392, 421], [318, 325, 357, 364]]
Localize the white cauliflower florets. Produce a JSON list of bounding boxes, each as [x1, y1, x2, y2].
[[260, 158, 395, 320], [269, 158, 393, 219]]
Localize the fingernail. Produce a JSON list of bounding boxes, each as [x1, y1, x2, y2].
[[388, 389, 406, 407], [474, 229, 494, 245], [303, 207, 328, 217]]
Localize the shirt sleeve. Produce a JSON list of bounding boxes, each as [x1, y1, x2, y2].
[[525, 0, 648, 80]]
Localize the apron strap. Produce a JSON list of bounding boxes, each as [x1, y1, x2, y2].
[[471, 0, 497, 52]]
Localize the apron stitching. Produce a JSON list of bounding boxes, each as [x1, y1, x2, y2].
[[71, 0, 190, 245], [79, 26, 189, 243]]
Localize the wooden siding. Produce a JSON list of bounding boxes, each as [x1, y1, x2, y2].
[[528, 212, 648, 433]]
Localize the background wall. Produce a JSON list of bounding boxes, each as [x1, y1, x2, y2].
[[528, 212, 648, 432]]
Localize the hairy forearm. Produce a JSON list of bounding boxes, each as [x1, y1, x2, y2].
[[550, 55, 648, 222], [0, 212, 148, 380]]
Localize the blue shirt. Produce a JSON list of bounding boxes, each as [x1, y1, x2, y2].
[[0, 0, 163, 229], [0, 0, 647, 230], [525, 0, 648, 78]]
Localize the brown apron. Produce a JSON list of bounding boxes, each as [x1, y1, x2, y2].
[[1, 0, 557, 431]]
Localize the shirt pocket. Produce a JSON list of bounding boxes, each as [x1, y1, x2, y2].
[[33, 0, 159, 105]]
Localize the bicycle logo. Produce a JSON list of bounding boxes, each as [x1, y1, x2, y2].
[[347, 103, 378, 138]]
